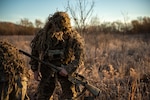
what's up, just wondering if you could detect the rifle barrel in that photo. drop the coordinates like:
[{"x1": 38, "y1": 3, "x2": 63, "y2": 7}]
[{"x1": 19, "y1": 49, "x2": 60, "y2": 71}]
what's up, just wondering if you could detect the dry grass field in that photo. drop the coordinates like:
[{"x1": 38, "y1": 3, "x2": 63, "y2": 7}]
[{"x1": 0, "y1": 33, "x2": 150, "y2": 100}]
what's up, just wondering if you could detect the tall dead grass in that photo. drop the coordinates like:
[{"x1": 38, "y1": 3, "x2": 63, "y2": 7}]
[
  {"x1": 83, "y1": 33, "x2": 150, "y2": 100},
  {"x1": 0, "y1": 34, "x2": 149, "y2": 100}
]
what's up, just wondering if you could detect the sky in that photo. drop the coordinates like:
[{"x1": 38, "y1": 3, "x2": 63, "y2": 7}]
[{"x1": 0, "y1": 0, "x2": 150, "y2": 25}]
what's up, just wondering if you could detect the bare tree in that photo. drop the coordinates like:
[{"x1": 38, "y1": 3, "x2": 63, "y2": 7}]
[
  {"x1": 90, "y1": 16, "x2": 100, "y2": 26},
  {"x1": 20, "y1": 18, "x2": 33, "y2": 27},
  {"x1": 121, "y1": 11, "x2": 129, "y2": 33},
  {"x1": 35, "y1": 19, "x2": 43, "y2": 28},
  {"x1": 67, "y1": 0, "x2": 94, "y2": 36},
  {"x1": 111, "y1": 21, "x2": 124, "y2": 33}
]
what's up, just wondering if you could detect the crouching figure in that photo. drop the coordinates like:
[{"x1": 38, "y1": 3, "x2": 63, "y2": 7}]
[{"x1": 0, "y1": 41, "x2": 30, "y2": 100}]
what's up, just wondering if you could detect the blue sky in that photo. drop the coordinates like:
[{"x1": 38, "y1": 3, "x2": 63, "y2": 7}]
[{"x1": 0, "y1": 0, "x2": 150, "y2": 24}]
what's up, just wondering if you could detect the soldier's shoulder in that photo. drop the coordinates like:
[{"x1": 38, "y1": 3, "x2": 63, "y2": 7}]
[
  {"x1": 71, "y1": 30, "x2": 84, "y2": 44},
  {"x1": 70, "y1": 30, "x2": 82, "y2": 39},
  {"x1": 35, "y1": 29, "x2": 45, "y2": 37}
]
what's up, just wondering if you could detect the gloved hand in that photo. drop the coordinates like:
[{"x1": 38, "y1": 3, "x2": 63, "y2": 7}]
[{"x1": 58, "y1": 67, "x2": 68, "y2": 77}]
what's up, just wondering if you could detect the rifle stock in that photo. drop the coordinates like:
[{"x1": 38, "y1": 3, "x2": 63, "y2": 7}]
[
  {"x1": 68, "y1": 74, "x2": 100, "y2": 96},
  {"x1": 85, "y1": 83, "x2": 100, "y2": 96}
]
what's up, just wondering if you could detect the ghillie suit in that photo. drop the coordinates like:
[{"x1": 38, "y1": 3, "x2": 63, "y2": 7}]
[
  {"x1": 29, "y1": 11, "x2": 85, "y2": 100},
  {"x1": 0, "y1": 41, "x2": 29, "y2": 100}
]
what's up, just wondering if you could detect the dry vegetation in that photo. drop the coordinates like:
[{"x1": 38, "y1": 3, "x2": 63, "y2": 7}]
[
  {"x1": 0, "y1": 33, "x2": 149, "y2": 100},
  {"x1": 83, "y1": 33, "x2": 150, "y2": 100}
]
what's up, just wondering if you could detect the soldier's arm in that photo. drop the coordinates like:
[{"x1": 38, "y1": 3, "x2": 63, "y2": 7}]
[
  {"x1": 29, "y1": 49, "x2": 39, "y2": 72},
  {"x1": 29, "y1": 29, "x2": 43, "y2": 72},
  {"x1": 64, "y1": 39, "x2": 84, "y2": 74}
]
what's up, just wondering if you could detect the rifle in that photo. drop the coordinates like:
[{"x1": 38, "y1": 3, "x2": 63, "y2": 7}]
[
  {"x1": 19, "y1": 49, "x2": 60, "y2": 72},
  {"x1": 68, "y1": 73, "x2": 100, "y2": 96},
  {"x1": 19, "y1": 49, "x2": 100, "y2": 96}
]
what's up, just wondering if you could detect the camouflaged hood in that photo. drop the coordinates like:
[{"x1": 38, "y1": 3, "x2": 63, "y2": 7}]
[
  {"x1": 31, "y1": 11, "x2": 73, "y2": 51},
  {"x1": 51, "y1": 11, "x2": 71, "y2": 30},
  {"x1": 0, "y1": 41, "x2": 29, "y2": 82}
]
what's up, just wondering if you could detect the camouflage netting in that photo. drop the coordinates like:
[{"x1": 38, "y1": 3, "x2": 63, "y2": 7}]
[
  {"x1": 31, "y1": 11, "x2": 73, "y2": 50},
  {"x1": 31, "y1": 11, "x2": 84, "y2": 65},
  {"x1": 29, "y1": 11, "x2": 85, "y2": 99},
  {"x1": 0, "y1": 41, "x2": 29, "y2": 84}
]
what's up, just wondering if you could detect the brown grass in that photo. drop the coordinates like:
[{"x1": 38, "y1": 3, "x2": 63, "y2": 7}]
[{"x1": 0, "y1": 33, "x2": 149, "y2": 100}]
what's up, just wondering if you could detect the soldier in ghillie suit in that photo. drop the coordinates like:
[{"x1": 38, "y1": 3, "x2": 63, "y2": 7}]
[
  {"x1": 29, "y1": 11, "x2": 85, "y2": 100},
  {"x1": 0, "y1": 41, "x2": 29, "y2": 100}
]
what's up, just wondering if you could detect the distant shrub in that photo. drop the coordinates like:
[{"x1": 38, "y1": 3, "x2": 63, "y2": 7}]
[{"x1": 0, "y1": 22, "x2": 39, "y2": 35}]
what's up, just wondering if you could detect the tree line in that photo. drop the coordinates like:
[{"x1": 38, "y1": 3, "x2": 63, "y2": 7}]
[
  {"x1": 0, "y1": 0, "x2": 150, "y2": 35},
  {"x1": 86, "y1": 16, "x2": 150, "y2": 35},
  {"x1": 0, "y1": 16, "x2": 150, "y2": 35},
  {"x1": 0, "y1": 18, "x2": 43, "y2": 35}
]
